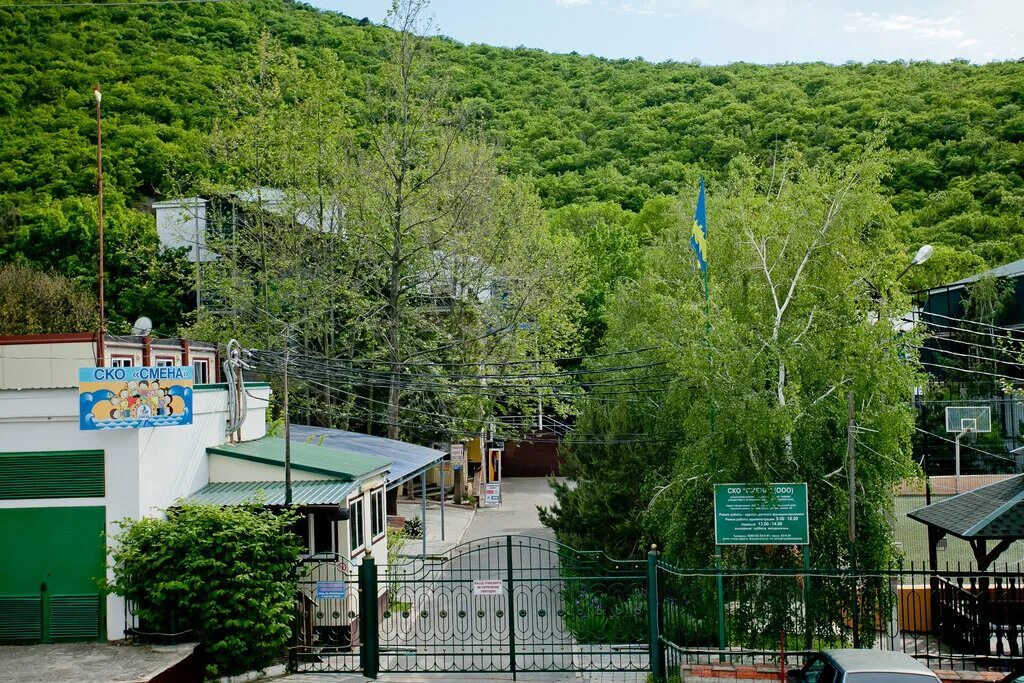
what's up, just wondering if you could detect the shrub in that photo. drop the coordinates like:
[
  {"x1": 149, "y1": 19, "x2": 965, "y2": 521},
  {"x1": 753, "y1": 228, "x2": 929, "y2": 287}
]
[
  {"x1": 0, "y1": 264, "x2": 98, "y2": 335},
  {"x1": 403, "y1": 515, "x2": 423, "y2": 539},
  {"x1": 108, "y1": 503, "x2": 302, "y2": 680}
]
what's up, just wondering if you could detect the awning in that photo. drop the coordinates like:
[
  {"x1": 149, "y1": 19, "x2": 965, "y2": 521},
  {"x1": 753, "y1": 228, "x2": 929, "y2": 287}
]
[
  {"x1": 908, "y1": 474, "x2": 1024, "y2": 540},
  {"x1": 907, "y1": 474, "x2": 1024, "y2": 570},
  {"x1": 290, "y1": 425, "x2": 445, "y2": 489},
  {"x1": 207, "y1": 436, "x2": 391, "y2": 481},
  {"x1": 186, "y1": 480, "x2": 358, "y2": 506}
]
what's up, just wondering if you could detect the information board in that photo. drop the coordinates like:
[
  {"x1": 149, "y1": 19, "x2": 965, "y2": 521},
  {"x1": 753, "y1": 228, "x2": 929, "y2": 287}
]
[
  {"x1": 714, "y1": 483, "x2": 809, "y2": 545},
  {"x1": 316, "y1": 581, "x2": 347, "y2": 600},
  {"x1": 79, "y1": 366, "x2": 193, "y2": 430},
  {"x1": 482, "y1": 482, "x2": 501, "y2": 507},
  {"x1": 472, "y1": 579, "x2": 503, "y2": 596},
  {"x1": 450, "y1": 444, "x2": 466, "y2": 470}
]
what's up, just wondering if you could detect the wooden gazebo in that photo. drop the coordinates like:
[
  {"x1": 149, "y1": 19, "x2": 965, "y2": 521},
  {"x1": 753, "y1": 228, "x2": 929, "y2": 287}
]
[{"x1": 908, "y1": 474, "x2": 1024, "y2": 658}]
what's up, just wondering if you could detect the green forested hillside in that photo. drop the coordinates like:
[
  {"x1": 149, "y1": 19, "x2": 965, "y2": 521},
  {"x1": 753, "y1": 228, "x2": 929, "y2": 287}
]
[{"x1": 1, "y1": 0, "x2": 1023, "y2": 330}]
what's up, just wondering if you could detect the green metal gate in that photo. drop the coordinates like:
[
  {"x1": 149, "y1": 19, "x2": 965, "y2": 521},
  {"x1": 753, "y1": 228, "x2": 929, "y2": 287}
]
[{"x1": 294, "y1": 535, "x2": 652, "y2": 677}]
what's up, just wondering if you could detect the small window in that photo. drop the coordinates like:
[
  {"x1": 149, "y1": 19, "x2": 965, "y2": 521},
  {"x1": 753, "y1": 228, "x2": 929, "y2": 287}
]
[
  {"x1": 111, "y1": 356, "x2": 134, "y2": 368},
  {"x1": 192, "y1": 359, "x2": 210, "y2": 384},
  {"x1": 349, "y1": 498, "x2": 365, "y2": 555},
  {"x1": 311, "y1": 512, "x2": 336, "y2": 556},
  {"x1": 290, "y1": 515, "x2": 311, "y2": 555},
  {"x1": 155, "y1": 357, "x2": 175, "y2": 367},
  {"x1": 371, "y1": 488, "x2": 385, "y2": 539}
]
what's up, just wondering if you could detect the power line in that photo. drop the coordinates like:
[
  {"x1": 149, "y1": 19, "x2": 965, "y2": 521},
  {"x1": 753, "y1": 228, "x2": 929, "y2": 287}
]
[
  {"x1": 908, "y1": 344, "x2": 1024, "y2": 370},
  {"x1": 919, "y1": 361, "x2": 1022, "y2": 384},
  {"x1": 916, "y1": 310, "x2": 1024, "y2": 336},
  {"x1": 913, "y1": 427, "x2": 1021, "y2": 466}
]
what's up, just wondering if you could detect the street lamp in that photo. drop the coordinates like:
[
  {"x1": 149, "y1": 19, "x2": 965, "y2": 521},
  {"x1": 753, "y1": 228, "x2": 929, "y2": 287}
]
[{"x1": 896, "y1": 244, "x2": 934, "y2": 282}]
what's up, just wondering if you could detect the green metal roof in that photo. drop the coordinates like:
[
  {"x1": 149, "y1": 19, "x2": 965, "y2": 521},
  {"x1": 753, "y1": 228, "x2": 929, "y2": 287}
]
[
  {"x1": 186, "y1": 480, "x2": 358, "y2": 506},
  {"x1": 207, "y1": 437, "x2": 391, "y2": 481}
]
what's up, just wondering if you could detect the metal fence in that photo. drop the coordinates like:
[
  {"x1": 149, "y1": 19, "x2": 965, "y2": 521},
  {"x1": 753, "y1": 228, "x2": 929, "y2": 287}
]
[{"x1": 654, "y1": 559, "x2": 1024, "y2": 675}]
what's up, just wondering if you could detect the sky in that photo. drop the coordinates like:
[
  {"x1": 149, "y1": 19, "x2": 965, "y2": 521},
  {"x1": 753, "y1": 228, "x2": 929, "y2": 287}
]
[{"x1": 306, "y1": 0, "x2": 1024, "y2": 65}]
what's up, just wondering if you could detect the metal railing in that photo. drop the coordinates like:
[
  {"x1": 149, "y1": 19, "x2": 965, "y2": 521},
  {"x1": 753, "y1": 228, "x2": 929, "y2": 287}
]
[{"x1": 652, "y1": 559, "x2": 1024, "y2": 674}]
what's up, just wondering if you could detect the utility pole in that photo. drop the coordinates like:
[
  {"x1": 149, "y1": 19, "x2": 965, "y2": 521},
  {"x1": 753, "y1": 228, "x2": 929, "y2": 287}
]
[
  {"x1": 93, "y1": 84, "x2": 106, "y2": 366},
  {"x1": 284, "y1": 341, "x2": 292, "y2": 506},
  {"x1": 847, "y1": 391, "x2": 856, "y2": 549},
  {"x1": 847, "y1": 390, "x2": 859, "y2": 648}
]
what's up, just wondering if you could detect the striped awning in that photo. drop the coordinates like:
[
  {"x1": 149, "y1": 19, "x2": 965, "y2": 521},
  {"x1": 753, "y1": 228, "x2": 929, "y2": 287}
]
[{"x1": 185, "y1": 480, "x2": 358, "y2": 506}]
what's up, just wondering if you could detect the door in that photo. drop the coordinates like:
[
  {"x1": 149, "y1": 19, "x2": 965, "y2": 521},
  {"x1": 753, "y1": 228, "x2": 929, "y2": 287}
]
[{"x1": 0, "y1": 506, "x2": 106, "y2": 642}]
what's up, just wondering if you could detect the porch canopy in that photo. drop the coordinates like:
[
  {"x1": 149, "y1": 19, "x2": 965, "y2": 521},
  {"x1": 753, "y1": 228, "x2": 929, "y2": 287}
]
[
  {"x1": 207, "y1": 436, "x2": 391, "y2": 482},
  {"x1": 908, "y1": 474, "x2": 1024, "y2": 571},
  {"x1": 289, "y1": 425, "x2": 445, "y2": 491},
  {"x1": 186, "y1": 480, "x2": 358, "y2": 507},
  {"x1": 289, "y1": 425, "x2": 449, "y2": 552}
]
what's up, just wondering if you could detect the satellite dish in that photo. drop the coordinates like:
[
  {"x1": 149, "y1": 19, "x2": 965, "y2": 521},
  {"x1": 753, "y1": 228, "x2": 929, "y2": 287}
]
[{"x1": 132, "y1": 316, "x2": 153, "y2": 337}]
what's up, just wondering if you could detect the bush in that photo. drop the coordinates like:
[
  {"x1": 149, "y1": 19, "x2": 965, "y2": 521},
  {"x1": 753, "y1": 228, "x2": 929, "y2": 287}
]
[
  {"x1": 108, "y1": 503, "x2": 302, "y2": 680},
  {"x1": 403, "y1": 515, "x2": 423, "y2": 539},
  {"x1": 0, "y1": 263, "x2": 98, "y2": 335}
]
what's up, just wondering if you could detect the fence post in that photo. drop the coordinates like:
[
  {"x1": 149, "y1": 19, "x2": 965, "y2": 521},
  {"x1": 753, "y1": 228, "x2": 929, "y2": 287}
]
[
  {"x1": 647, "y1": 545, "x2": 665, "y2": 681},
  {"x1": 716, "y1": 545, "x2": 726, "y2": 661},
  {"x1": 802, "y1": 545, "x2": 812, "y2": 653},
  {"x1": 506, "y1": 535, "x2": 518, "y2": 680},
  {"x1": 358, "y1": 552, "x2": 379, "y2": 680}
]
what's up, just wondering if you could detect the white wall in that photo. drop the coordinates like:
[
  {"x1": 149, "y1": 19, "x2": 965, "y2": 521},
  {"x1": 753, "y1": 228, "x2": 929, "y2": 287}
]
[
  {"x1": 209, "y1": 453, "x2": 332, "y2": 482},
  {"x1": 153, "y1": 197, "x2": 212, "y2": 263},
  {"x1": 0, "y1": 340, "x2": 96, "y2": 389},
  {"x1": 0, "y1": 383, "x2": 271, "y2": 640}
]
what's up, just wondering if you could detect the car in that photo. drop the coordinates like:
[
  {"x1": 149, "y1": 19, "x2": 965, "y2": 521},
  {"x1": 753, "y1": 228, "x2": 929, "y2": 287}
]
[
  {"x1": 787, "y1": 649, "x2": 942, "y2": 683},
  {"x1": 999, "y1": 668, "x2": 1024, "y2": 683}
]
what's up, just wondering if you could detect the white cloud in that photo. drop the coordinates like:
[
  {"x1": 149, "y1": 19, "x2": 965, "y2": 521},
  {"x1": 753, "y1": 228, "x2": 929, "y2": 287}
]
[
  {"x1": 556, "y1": 0, "x2": 591, "y2": 6},
  {"x1": 957, "y1": 38, "x2": 980, "y2": 48},
  {"x1": 843, "y1": 12, "x2": 963, "y2": 41}
]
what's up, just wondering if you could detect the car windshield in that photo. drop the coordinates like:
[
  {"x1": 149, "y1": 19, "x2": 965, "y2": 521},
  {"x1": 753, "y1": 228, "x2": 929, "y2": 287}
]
[{"x1": 847, "y1": 674, "x2": 937, "y2": 683}]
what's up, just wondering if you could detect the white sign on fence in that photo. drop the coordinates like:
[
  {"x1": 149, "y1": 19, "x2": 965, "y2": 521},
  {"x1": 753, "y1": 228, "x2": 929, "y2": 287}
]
[{"x1": 472, "y1": 579, "x2": 504, "y2": 596}]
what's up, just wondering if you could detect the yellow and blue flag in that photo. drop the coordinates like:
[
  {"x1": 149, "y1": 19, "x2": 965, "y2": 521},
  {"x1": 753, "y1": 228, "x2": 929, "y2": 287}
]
[{"x1": 690, "y1": 177, "x2": 707, "y2": 272}]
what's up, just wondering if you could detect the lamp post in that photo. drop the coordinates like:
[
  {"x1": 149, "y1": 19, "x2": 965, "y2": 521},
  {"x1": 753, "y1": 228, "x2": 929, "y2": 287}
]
[
  {"x1": 896, "y1": 244, "x2": 934, "y2": 283},
  {"x1": 94, "y1": 84, "x2": 106, "y2": 366}
]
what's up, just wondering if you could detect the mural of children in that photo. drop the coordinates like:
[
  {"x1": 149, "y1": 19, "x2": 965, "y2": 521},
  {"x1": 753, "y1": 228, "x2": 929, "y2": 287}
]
[
  {"x1": 148, "y1": 380, "x2": 162, "y2": 414},
  {"x1": 111, "y1": 388, "x2": 132, "y2": 419},
  {"x1": 157, "y1": 389, "x2": 173, "y2": 416},
  {"x1": 127, "y1": 381, "x2": 140, "y2": 414}
]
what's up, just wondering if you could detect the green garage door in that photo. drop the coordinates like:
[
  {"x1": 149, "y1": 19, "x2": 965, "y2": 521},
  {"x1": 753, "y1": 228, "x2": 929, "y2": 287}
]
[
  {"x1": 0, "y1": 506, "x2": 107, "y2": 642},
  {"x1": 0, "y1": 450, "x2": 107, "y2": 643}
]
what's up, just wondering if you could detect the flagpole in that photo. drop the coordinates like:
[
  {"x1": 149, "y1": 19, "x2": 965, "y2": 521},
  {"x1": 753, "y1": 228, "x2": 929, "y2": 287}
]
[{"x1": 704, "y1": 264, "x2": 713, "y2": 433}]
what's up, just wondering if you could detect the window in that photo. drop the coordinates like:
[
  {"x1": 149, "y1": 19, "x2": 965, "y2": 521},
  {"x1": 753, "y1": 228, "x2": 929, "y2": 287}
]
[
  {"x1": 192, "y1": 358, "x2": 210, "y2": 384},
  {"x1": 155, "y1": 356, "x2": 175, "y2": 367},
  {"x1": 349, "y1": 497, "x2": 365, "y2": 555},
  {"x1": 370, "y1": 488, "x2": 385, "y2": 539},
  {"x1": 804, "y1": 657, "x2": 826, "y2": 683},
  {"x1": 111, "y1": 355, "x2": 134, "y2": 368},
  {"x1": 817, "y1": 663, "x2": 838, "y2": 683},
  {"x1": 311, "y1": 512, "x2": 336, "y2": 556},
  {"x1": 290, "y1": 511, "x2": 337, "y2": 557}
]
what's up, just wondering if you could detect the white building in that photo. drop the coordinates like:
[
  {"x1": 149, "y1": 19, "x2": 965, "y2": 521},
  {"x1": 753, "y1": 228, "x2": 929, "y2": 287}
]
[
  {"x1": 0, "y1": 334, "x2": 269, "y2": 641},
  {"x1": 0, "y1": 332, "x2": 442, "y2": 646}
]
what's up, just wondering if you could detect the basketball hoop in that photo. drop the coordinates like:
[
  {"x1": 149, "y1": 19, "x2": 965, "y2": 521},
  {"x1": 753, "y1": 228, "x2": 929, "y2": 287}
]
[{"x1": 944, "y1": 406, "x2": 991, "y2": 495}]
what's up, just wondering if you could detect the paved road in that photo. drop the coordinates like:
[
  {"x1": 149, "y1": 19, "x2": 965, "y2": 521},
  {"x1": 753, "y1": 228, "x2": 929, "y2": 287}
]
[{"x1": 462, "y1": 477, "x2": 559, "y2": 542}]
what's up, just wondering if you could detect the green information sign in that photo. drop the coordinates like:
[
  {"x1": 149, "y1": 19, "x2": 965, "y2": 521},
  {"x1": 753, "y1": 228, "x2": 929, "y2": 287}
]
[{"x1": 714, "y1": 483, "x2": 809, "y2": 545}]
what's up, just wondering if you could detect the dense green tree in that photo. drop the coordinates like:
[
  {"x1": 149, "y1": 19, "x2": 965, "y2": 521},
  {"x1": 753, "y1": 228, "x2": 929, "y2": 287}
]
[
  {"x1": 0, "y1": 263, "x2": 98, "y2": 335},
  {"x1": 2, "y1": 1, "x2": 1023, "y2": 336}
]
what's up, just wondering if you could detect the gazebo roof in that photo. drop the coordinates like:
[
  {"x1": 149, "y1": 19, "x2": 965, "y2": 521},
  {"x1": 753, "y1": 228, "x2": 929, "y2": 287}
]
[{"x1": 907, "y1": 474, "x2": 1024, "y2": 540}]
